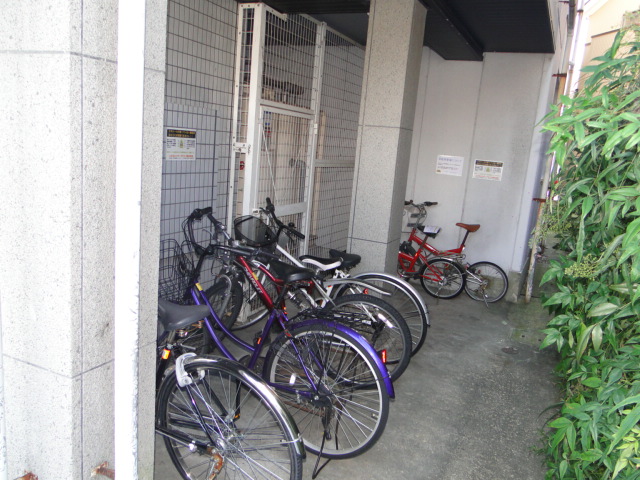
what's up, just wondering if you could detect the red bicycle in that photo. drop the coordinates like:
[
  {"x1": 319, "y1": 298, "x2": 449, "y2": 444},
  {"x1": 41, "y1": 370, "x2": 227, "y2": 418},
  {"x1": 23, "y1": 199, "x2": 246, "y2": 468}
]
[{"x1": 398, "y1": 201, "x2": 508, "y2": 303}]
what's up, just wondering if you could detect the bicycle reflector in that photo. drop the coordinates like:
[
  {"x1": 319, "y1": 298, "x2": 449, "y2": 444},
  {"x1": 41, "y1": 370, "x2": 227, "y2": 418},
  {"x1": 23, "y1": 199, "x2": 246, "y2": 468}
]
[
  {"x1": 379, "y1": 349, "x2": 387, "y2": 364},
  {"x1": 161, "y1": 348, "x2": 171, "y2": 360}
]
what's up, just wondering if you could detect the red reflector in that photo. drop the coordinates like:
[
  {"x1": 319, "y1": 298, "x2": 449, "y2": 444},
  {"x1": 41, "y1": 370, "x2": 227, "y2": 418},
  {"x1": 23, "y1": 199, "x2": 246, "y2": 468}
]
[
  {"x1": 363, "y1": 288, "x2": 369, "y2": 295},
  {"x1": 380, "y1": 349, "x2": 387, "y2": 364}
]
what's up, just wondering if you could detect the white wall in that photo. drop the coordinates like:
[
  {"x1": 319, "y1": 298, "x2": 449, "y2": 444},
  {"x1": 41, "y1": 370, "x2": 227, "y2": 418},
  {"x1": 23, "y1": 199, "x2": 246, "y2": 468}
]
[
  {"x1": 0, "y1": 1, "x2": 166, "y2": 478},
  {"x1": 407, "y1": 49, "x2": 555, "y2": 299}
]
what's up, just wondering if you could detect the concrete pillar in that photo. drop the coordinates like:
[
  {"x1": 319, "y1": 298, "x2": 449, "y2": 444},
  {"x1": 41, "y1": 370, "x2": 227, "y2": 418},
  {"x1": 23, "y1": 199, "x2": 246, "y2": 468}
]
[
  {"x1": 0, "y1": 1, "x2": 166, "y2": 478},
  {"x1": 348, "y1": 0, "x2": 427, "y2": 272}
]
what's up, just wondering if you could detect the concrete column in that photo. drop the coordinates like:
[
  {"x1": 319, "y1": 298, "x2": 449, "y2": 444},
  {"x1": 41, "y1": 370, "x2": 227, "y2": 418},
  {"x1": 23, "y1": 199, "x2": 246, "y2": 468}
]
[
  {"x1": 0, "y1": 1, "x2": 166, "y2": 478},
  {"x1": 348, "y1": 0, "x2": 427, "y2": 272}
]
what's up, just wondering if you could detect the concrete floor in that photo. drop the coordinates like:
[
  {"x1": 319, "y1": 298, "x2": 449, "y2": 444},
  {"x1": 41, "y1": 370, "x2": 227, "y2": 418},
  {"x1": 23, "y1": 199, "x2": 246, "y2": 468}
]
[{"x1": 154, "y1": 289, "x2": 559, "y2": 480}]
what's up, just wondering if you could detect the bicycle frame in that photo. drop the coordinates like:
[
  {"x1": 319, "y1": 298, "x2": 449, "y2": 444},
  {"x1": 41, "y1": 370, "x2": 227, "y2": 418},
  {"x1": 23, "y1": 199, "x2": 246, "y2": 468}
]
[
  {"x1": 185, "y1": 247, "x2": 395, "y2": 399},
  {"x1": 399, "y1": 211, "x2": 466, "y2": 280},
  {"x1": 273, "y1": 242, "x2": 388, "y2": 306}
]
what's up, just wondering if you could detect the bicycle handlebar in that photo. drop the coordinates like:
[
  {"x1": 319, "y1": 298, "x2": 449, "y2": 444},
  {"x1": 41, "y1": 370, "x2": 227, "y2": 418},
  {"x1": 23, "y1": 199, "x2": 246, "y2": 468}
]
[
  {"x1": 263, "y1": 198, "x2": 306, "y2": 240},
  {"x1": 216, "y1": 243, "x2": 280, "y2": 262},
  {"x1": 189, "y1": 207, "x2": 213, "y2": 221},
  {"x1": 184, "y1": 206, "x2": 252, "y2": 257},
  {"x1": 405, "y1": 200, "x2": 438, "y2": 207}
]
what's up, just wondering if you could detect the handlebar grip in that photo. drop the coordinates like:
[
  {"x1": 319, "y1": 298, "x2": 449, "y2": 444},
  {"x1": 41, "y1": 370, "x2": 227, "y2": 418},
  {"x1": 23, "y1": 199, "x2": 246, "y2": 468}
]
[
  {"x1": 265, "y1": 197, "x2": 275, "y2": 214},
  {"x1": 404, "y1": 200, "x2": 413, "y2": 206},
  {"x1": 287, "y1": 223, "x2": 305, "y2": 240},
  {"x1": 190, "y1": 206, "x2": 213, "y2": 220},
  {"x1": 425, "y1": 201, "x2": 438, "y2": 207},
  {"x1": 255, "y1": 248, "x2": 281, "y2": 262}
]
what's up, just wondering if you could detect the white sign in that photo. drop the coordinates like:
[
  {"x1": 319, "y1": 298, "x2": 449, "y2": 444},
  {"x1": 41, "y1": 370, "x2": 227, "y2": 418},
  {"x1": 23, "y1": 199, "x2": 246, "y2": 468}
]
[
  {"x1": 435, "y1": 155, "x2": 464, "y2": 176},
  {"x1": 166, "y1": 128, "x2": 197, "y2": 161},
  {"x1": 473, "y1": 159, "x2": 504, "y2": 181}
]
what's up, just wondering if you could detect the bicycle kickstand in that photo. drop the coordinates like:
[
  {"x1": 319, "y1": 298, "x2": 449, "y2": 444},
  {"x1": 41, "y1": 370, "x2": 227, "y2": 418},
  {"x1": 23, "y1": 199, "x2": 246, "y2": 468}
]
[
  {"x1": 312, "y1": 409, "x2": 343, "y2": 479},
  {"x1": 311, "y1": 433, "x2": 332, "y2": 479}
]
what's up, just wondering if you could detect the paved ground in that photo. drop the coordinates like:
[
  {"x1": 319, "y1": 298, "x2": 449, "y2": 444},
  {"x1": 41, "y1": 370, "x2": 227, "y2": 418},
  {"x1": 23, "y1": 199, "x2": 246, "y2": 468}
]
[{"x1": 154, "y1": 285, "x2": 559, "y2": 480}]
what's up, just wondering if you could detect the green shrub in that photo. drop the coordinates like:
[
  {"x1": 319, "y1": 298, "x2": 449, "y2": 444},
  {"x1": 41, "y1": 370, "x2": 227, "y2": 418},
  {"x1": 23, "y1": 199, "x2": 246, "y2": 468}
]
[{"x1": 540, "y1": 26, "x2": 640, "y2": 479}]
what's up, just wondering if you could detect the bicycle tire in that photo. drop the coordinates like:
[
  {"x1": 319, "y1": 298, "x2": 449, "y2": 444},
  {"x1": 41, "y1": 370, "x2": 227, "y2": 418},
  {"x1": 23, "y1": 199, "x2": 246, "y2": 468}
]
[
  {"x1": 233, "y1": 271, "x2": 320, "y2": 330},
  {"x1": 204, "y1": 277, "x2": 244, "y2": 329},
  {"x1": 464, "y1": 261, "x2": 508, "y2": 303},
  {"x1": 229, "y1": 269, "x2": 281, "y2": 331},
  {"x1": 157, "y1": 356, "x2": 304, "y2": 480},
  {"x1": 263, "y1": 323, "x2": 389, "y2": 459},
  {"x1": 326, "y1": 294, "x2": 411, "y2": 382},
  {"x1": 336, "y1": 273, "x2": 430, "y2": 356},
  {"x1": 419, "y1": 258, "x2": 465, "y2": 299}
]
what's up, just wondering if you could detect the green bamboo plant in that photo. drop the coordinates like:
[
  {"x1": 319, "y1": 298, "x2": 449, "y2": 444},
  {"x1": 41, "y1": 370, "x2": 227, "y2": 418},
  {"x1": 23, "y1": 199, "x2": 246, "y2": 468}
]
[{"x1": 540, "y1": 26, "x2": 640, "y2": 479}]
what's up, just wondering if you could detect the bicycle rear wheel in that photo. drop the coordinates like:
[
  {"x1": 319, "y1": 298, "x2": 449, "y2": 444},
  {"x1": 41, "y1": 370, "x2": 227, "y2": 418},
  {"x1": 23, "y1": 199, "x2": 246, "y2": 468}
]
[
  {"x1": 419, "y1": 258, "x2": 465, "y2": 299},
  {"x1": 231, "y1": 269, "x2": 280, "y2": 330},
  {"x1": 327, "y1": 294, "x2": 411, "y2": 382},
  {"x1": 264, "y1": 323, "x2": 389, "y2": 459},
  {"x1": 339, "y1": 273, "x2": 430, "y2": 356},
  {"x1": 204, "y1": 276, "x2": 244, "y2": 329},
  {"x1": 156, "y1": 357, "x2": 304, "y2": 480},
  {"x1": 464, "y1": 261, "x2": 508, "y2": 303}
]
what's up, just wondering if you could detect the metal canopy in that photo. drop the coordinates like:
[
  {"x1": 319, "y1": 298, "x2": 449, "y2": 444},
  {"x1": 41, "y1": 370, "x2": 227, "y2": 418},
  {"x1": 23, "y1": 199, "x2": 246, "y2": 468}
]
[{"x1": 241, "y1": 0, "x2": 556, "y2": 61}]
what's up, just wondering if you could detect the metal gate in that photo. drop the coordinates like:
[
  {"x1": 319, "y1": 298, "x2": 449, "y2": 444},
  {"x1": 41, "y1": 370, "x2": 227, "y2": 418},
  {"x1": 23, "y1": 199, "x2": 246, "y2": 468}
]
[{"x1": 229, "y1": 3, "x2": 365, "y2": 256}]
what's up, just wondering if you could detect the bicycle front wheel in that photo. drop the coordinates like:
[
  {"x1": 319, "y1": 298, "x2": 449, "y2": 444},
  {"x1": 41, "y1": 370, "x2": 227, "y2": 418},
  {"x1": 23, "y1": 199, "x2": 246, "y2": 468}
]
[
  {"x1": 327, "y1": 294, "x2": 411, "y2": 382},
  {"x1": 419, "y1": 258, "x2": 465, "y2": 299},
  {"x1": 156, "y1": 357, "x2": 304, "y2": 480},
  {"x1": 464, "y1": 261, "x2": 508, "y2": 303},
  {"x1": 264, "y1": 323, "x2": 390, "y2": 459}
]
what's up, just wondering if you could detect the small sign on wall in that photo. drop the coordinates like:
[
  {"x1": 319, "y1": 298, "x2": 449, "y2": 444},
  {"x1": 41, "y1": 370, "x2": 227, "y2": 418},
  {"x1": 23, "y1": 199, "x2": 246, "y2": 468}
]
[
  {"x1": 166, "y1": 128, "x2": 197, "y2": 161},
  {"x1": 435, "y1": 155, "x2": 464, "y2": 176},
  {"x1": 473, "y1": 159, "x2": 504, "y2": 181}
]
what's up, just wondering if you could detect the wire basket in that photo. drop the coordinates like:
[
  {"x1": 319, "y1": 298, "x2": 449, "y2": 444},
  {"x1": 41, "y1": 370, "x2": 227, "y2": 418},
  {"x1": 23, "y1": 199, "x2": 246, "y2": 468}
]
[
  {"x1": 158, "y1": 239, "x2": 194, "y2": 304},
  {"x1": 233, "y1": 215, "x2": 277, "y2": 247}
]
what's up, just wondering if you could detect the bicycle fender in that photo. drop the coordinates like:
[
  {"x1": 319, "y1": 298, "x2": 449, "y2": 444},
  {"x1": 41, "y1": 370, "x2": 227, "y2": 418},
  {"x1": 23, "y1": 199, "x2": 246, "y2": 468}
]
[
  {"x1": 181, "y1": 355, "x2": 306, "y2": 459},
  {"x1": 354, "y1": 271, "x2": 430, "y2": 326},
  {"x1": 323, "y1": 278, "x2": 391, "y2": 296},
  {"x1": 271, "y1": 319, "x2": 395, "y2": 399}
]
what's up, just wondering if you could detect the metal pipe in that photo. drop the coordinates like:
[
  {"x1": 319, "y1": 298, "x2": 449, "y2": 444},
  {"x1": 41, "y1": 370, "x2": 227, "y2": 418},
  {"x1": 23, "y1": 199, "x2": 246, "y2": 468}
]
[
  {"x1": 0, "y1": 295, "x2": 8, "y2": 480},
  {"x1": 113, "y1": 0, "x2": 147, "y2": 477}
]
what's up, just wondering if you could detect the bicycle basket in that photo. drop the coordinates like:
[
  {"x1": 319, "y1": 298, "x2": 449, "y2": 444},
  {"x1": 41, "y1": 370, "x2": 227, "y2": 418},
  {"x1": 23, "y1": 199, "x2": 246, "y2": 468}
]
[
  {"x1": 158, "y1": 239, "x2": 194, "y2": 304},
  {"x1": 233, "y1": 215, "x2": 277, "y2": 247}
]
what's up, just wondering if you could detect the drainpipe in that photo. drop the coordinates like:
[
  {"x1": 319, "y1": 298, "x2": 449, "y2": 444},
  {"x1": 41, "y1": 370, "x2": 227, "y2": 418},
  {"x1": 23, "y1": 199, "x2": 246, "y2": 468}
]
[
  {"x1": 0, "y1": 297, "x2": 7, "y2": 480},
  {"x1": 566, "y1": 0, "x2": 586, "y2": 97},
  {"x1": 113, "y1": 0, "x2": 147, "y2": 478}
]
